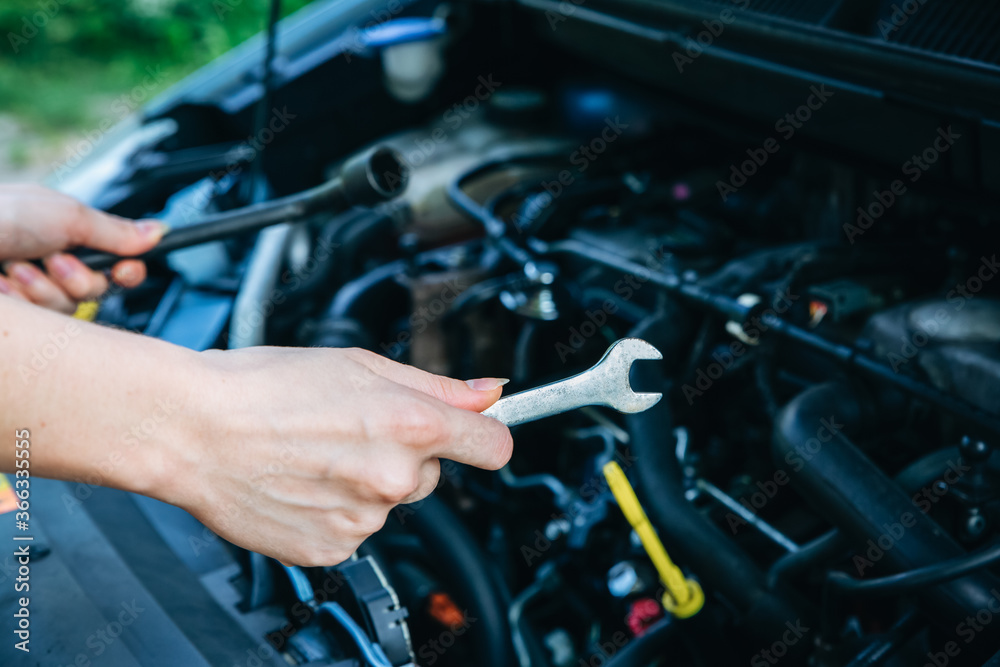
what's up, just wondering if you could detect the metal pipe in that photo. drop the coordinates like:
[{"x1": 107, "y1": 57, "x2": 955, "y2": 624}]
[
  {"x1": 695, "y1": 478, "x2": 800, "y2": 554},
  {"x1": 537, "y1": 238, "x2": 1000, "y2": 435},
  {"x1": 228, "y1": 223, "x2": 297, "y2": 349}
]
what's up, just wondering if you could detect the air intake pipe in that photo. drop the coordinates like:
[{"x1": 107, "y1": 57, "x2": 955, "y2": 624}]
[{"x1": 772, "y1": 382, "x2": 1000, "y2": 636}]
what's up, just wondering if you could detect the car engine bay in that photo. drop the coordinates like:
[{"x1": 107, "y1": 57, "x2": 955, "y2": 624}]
[{"x1": 10, "y1": 0, "x2": 1000, "y2": 665}]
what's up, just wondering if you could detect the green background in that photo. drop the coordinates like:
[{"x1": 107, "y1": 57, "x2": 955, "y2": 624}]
[{"x1": 0, "y1": 0, "x2": 313, "y2": 172}]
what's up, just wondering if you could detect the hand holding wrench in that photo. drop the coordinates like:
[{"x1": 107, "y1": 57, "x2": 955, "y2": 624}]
[{"x1": 481, "y1": 338, "x2": 663, "y2": 427}]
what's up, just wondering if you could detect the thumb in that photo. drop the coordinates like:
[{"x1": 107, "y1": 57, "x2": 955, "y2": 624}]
[
  {"x1": 397, "y1": 370, "x2": 509, "y2": 411},
  {"x1": 349, "y1": 351, "x2": 509, "y2": 411},
  {"x1": 70, "y1": 210, "x2": 168, "y2": 256}
]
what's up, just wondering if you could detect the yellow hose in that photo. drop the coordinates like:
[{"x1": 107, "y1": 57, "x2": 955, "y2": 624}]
[{"x1": 603, "y1": 460, "x2": 704, "y2": 618}]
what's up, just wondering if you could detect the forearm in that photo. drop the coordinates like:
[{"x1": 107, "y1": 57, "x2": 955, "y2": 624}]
[
  {"x1": 0, "y1": 296, "x2": 203, "y2": 501},
  {"x1": 0, "y1": 292, "x2": 512, "y2": 566}
]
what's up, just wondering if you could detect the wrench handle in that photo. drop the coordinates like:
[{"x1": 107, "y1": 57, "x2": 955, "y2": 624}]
[{"x1": 481, "y1": 374, "x2": 594, "y2": 427}]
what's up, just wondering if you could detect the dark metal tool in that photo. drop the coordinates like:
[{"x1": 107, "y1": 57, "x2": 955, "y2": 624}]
[{"x1": 77, "y1": 146, "x2": 408, "y2": 270}]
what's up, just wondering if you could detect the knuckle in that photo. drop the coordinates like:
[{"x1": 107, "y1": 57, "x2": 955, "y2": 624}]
[
  {"x1": 393, "y1": 400, "x2": 449, "y2": 447},
  {"x1": 337, "y1": 508, "x2": 388, "y2": 537},
  {"x1": 62, "y1": 275, "x2": 97, "y2": 301},
  {"x1": 411, "y1": 462, "x2": 441, "y2": 502},
  {"x1": 342, "y1": 347, "x2": 376, "y2": 365},
  {"x1": 89, "y1": 274, "x2": 110, "y2": 298},
  {"x1": 368, "y1": 467, "x2": 420, "y2": 504},
  {"x1": 360, "y1": 512, "x2": 388, "y2": 535},
  {"x1": 62, "y1": 281, "x2": 87, "y2": 300},
  {"x1": 425, "y1": 374, "x2": 456, "y2": 401},
  {"x1": 65, "y1": 201, "x2": 94, "y2": 246}
]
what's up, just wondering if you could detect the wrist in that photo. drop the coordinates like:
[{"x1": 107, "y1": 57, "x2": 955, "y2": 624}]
[{"x1": 111, "y1": 345, "x2": 214, "y2": 508}]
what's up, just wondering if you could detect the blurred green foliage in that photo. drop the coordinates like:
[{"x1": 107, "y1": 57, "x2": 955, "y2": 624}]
[{"x1": 0, "y1": 0, "x2": 313, "y2": 133}]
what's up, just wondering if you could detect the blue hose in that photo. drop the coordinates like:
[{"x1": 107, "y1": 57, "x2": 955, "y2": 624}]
[
  {"x1": 280, "y1": 564, "x2": 392, "y2": 667},
  {"x1": 319, "y1": 601, "x2": 394, "y2": 667}
]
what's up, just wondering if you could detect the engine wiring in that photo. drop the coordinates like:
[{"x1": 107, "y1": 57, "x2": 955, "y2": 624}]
[{"x1": 281, "y1": 564, "x2": 394, "y2": 667}]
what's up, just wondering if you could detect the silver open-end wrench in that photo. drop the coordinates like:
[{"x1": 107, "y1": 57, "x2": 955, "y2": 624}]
[{"x1": 481, "y1": 338, "x2": 663, "y2": 427}]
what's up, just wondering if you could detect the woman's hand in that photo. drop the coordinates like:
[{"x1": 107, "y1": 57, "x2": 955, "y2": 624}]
[
  {"x1": 0, "y1": 184, "x2": 167, "y2": 312},
  {"x1": 157, "y1": 346, "x2": 513, "y2": 567},
  {"x1": 0, "y1": 188, "x2": 508, "y2": 567}
]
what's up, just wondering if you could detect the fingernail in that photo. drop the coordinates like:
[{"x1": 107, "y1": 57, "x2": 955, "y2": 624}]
[
  {"x1": 0, "y1": 277, "x2": 11, "y2": 295},
  {"x1": 9, "y1": 263, "x2": 37, "y2": 286},
  {"x1": 466, "y1": 378, "x2": 510, "y2": 391},
  {"x1": 136, "y1": 221, "x2": 170, "y2": 240},
  {"x1": 48, "y1": 255, "x2": 76, "y2": 280}
]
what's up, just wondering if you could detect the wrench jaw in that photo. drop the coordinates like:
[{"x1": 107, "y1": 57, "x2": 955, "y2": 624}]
[
  {"x1": 482, "y1": 337, "x2": 665, "y2": 426},
  {"x1": 593, "y1": 338, "x2": 664, "y2": 415},
  {"x1": 597, "y1": 338, "x2": 663, "y2": 366}
]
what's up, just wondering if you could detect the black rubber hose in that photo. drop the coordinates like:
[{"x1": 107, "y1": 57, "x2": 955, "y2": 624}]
[
  {"x1": 604, "y1": 620, "x2": 678, "y2": 666},
  {"x1": 772, "y1": 382, "x2": 1000, "y2": 635},
  {"x1": 327, "y1": 259, "x2": 408, "y2": 320},
  {"x1": 626, "y1": 311, "x2": 809, "y2": 647},
  {"x1": 828, "y1": 540, "x2": 1000, "y2": 597},
  {"x1": 767, "y1": 529, "x2": 846, "y2": 590},
  {"x1": 399, "y1": 494, "x2": 514, "y2": 667}
]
